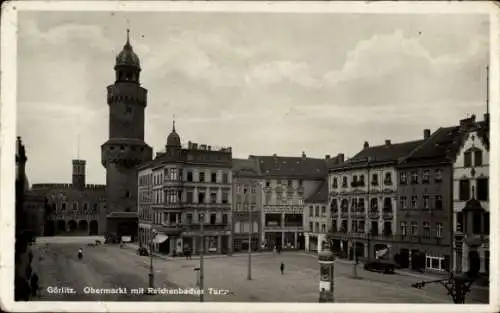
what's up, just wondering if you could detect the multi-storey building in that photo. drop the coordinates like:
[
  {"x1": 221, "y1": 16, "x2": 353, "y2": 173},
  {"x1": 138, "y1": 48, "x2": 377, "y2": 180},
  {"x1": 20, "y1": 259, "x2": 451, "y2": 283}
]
[
  {"x1": 30, "y1": 159, "x2": 106, "y2": 236},
  {"x1": 138, "y1": 124, "x2": 233, "y2": 255},
  {"x1": 329, "y1": 139, "x2": 423, "y2": 261},
  {"x1": 232, "y1": 158, "x2": 263, "y2": 252},
  {"x1": 304, "y1": 181, "x2": 329, "y2": 253},
  {"x1": 452, "y1": 114, "x2": 489, "y2": 275},
  {"x1": 396, "y1": 128, "x2": 459, "y2": 272},
  {"x1": 250, "y1": 152, "x2": 330, "y2": 250},
  {"x1": 101, "y1": 30, "x2": 153, "y2": 240}
]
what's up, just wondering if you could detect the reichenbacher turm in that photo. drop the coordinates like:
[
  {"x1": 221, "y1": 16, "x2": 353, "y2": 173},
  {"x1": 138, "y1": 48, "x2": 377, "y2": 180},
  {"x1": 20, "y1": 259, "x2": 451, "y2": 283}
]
[{"x1": 101, "y1": 30, "x2": 153, "y2": 240}]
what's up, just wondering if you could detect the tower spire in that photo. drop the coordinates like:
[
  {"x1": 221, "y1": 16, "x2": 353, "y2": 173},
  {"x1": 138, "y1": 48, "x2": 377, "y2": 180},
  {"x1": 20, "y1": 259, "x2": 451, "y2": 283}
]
[
  {"x1": 125, "y1": 28, "x2": 131, "y2": 47},
  {"x1": 173, "y1": 114, "x2": 176, "y2": 132}
]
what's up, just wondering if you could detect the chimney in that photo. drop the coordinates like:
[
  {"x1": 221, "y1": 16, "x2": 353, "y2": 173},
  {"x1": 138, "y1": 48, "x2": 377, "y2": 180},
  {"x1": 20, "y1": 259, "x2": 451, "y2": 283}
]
[
  {"x1": 72, "y1": 159, "x2": 86, "y2": 190},
  {"x1": 338, "y1": 153, "x2": 345, "y2": 163},
  {"x1": 423, "y1": 129, "x2": 431, "y2": 139},
  {"x1": 363, "y1": 141, "x2": 369, "y2": 149},
  {"x1": 302, "y1": 151, "x2": 306, "y2": 159},
  {"x1": 325, "y1": 154, "x2": 331, "y2": 160},
  {"x1": 385, "y1": 140, "x2": 391, "y2": 146}
]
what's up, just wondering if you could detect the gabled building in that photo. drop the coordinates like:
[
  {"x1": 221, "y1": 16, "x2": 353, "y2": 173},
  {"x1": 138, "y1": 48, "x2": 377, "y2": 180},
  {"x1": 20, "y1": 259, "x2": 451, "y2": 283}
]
[
  {"x1": 137, "y1": 123, "x2": 233, "y2": 255},
  {"x1": 452, "y1": 114, "x2": 489, "y2": 275},
  {"x1": 250, "y1": 152, "x2": 329, "y2": 250},
  {"x1": 396, "y1": 127, "x2": 462, "y2": 272},
  {"x1": 304, "y1": 181, "x2": 329, "y2": 253},
  {"x1": 329, "y1": 139, "x2": 423, "y2": 261},
  {"x1": 232, "y1": 158, "x2": 263, "y2": 253}
]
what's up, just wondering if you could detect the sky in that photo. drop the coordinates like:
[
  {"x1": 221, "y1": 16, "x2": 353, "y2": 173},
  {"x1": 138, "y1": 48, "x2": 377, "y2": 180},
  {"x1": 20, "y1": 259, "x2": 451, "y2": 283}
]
[{"x1": 17, "y1": 11, "x2": 490, "y2": 185}]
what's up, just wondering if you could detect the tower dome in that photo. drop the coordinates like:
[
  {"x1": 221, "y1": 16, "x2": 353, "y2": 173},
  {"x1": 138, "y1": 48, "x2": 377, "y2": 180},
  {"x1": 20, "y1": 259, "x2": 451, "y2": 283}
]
[
  {"x1": 115, "y1": 29, "x2": 141, "y2": 69},
  {"x1": 166, "y1": 120, "x2": 181, "y2": 148}
]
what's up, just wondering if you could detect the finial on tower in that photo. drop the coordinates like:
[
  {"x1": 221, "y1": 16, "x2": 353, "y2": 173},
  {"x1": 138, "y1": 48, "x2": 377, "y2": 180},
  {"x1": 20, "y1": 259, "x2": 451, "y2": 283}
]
[
  {"x1": 173, "y1": 116, "x2": 176, "y2": 132},
  {"x1": 126, "y1": 28, "x2": 131, "y2": 46}
]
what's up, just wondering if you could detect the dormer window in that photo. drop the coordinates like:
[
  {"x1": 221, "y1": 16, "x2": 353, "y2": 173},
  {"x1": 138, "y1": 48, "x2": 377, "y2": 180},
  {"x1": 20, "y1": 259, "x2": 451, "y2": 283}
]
[
  {"x1": 400, "y1": 172, "x2": 407, "y2": 184},
  {"x1": 411, "y1": 172, "x2": 419, "y2": 184},
  {"x1": 422, "y1": 170, "x2": 430, "y2": 183},
  {"x1": 434, "y1": 169, "x2": 442, "y2": 182},
  {"x1": 384, "y1": 172, "x2": 392, "y2": 185},
  {"x1": 332, "y1": 177, "x2": 338, "y2": 189}
]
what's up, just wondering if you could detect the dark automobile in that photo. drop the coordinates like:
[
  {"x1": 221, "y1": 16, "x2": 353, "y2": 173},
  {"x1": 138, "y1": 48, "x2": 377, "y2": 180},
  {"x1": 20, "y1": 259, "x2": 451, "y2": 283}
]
[
  {"x1": 364, "y1": 259, "x2": 396, "y2": 274},
  {"x1": 137, "y1": 247, "x2": 149, "y2": 256}
]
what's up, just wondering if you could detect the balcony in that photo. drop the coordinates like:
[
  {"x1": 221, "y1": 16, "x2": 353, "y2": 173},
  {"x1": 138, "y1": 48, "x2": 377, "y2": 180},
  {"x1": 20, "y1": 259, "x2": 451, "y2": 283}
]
[
  {"x1": 351, "y1": 181, "x2": 365, "y2": 188},
  {"x1": 368, "y1": 211, "x2": 379, "y2": 219},
  {"x1": 264, "y1": 224, "x2": 303, "y2": 232},
  {"x1": 184, "y1": 223, "x2": 230, "y2": 231},
  {"x1": 331, "y1": 210, "x2": 339, "y2": 218},
  {"x1": 355, "y1": 211, "x2": 366, "y2": 218},
  {"x1": 340, "y1": 211, "x2": 349, "y2": 218},
  {"x1": 382, "y1": 209, "x2": 393, "y2": 219},
  {"x1": 371, "y1": 180, "x2": 379, "y2": 186}
]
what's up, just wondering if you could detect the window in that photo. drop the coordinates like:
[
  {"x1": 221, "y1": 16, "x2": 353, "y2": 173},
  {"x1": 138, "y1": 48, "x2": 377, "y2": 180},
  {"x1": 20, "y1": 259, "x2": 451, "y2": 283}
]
[
  {"x1": 211, "y1": 172, "x2": 217, "y2": 183},
  {"x1": 342, "y1": 176, "x2": 348, "y2": 187},
  {"x1": 236, "y1": 203, "x2": 241, "y2": 211},
  {"x1": 370, "y1": 221, "x2": 378, "y2": 235},
  {"x1": 358, "y1": 198, "x2": 365, "y2": 211},
  {"x1": 315, "y1": 222, "x2": 320, "y2": 233},
  {"x1": 199, "y1": 171, "x2": 205, "y2": 182},
  {"x1": 423, "y1": 195, "x2": 430, "y2": 209},
  {"x1": 351, "y1": 220, "x2": 357, "y2": 233},
  {"x1": 186, "y1": 192, "x2": 193, "y2": 203},
  {"x1": 222, "y1": 192, "x2": 229, "y2": 204},
  {"x1": 400, "y1": 172, "x2": 407, "y2": 184},
  {"x1": 321, "y1": 224, "x2": 326, "y2": 233},
  {"x1": 309, "y1": 206, "x2": 313, "y2": 216},
  {"x1": 222, "y1": 214, "x2": 228, "y2": 225},
  {"x1": 459, "y1": 179, "x2": 470, "y2": 200},
  {"x1": 341, "y1": 220, "x2": 348, "y2": 232},
  {"x1": 422, "y1": 170, "x2": 430, "y2": 183},
  {"x1": 288, "y1": 180, "x2": 292, "y2": 187},
  {"x1": 384, "y1": 172, "x2": 392, "y2": 185},
  {"x1": 383, "y1": 221, "x2": 392, "y2": 236},
  {"x1": 370, "y1": 198, "x2": 378, "y2": 211},
  {"x1": 484, "y1": 212, "x2": 490, "y2": 234},
  {"x1": 187, "y1": 171, "x2": 193, "y2": 182},
  {"x1": 383, "y1": 197, "x2": 391, "y2": 211},
  {"x1": 410, "y1": 222, "x2": 418, "y2": 236},
  {"x1": 330, "y1": 200, "x2": 338, "y2": 211},
  {"x1": 434, "y1": 169, "x2": 442, "y2": 182},
  {"x1": 198, "y1": 192, "x2": 205, "y2": 203},
  {"x1": 371, "y1": 174, "x2": 378, "y2": 186},
  {"x1": 332, "y1": 177, "x2": 338, "y2": 188},
  {"x1": 321, "y1": 206, "x2": 326, "y2": 216},
  {"x1": 170, "y1": 168, "x2": 177, "y2": 180},
  {"x1": 474, "y1": 150, "x2": 483, "y2": 166},
  {"x1": 456, "y1": 211, "x2": 463, "y2": 232},
  {"x1": 400, "y1": 196, "x2": 407, "y2": 209},
  {"x1": 222, "y1": 173, "x2": 229, "y2": 184},
  {"x1": 210, "y1": 213, "x2": 217, "y2": 224},
  {"x1": 411, "y1": 172, "x2": 419, "y2": 184},
  {"x1": 179, "y1": 169, "x2": 184, "y2": 181},
  {"x1": 186, "y1": 213, "x2": 193, "y2": 224},
  {"x1": 426, "y1": 256, "x2": 445, "y2": 271},
  {"x1": 73, "y1": 202, "x2": 78, "y2": 210},
  {"x1": 411, "y1": 196, "x2": 417, "y2": 208},
  {"x1": 477, "y1": 178, "x2": 488, "y2": 201},
  {"x1": 266, "y1": 181, "x2": 270, "y2": 187},
  {"x1": 436, "y1": 223, "x2": 443, "y2": 238},
  {"x1": 210, "y1": 192, "x2": 217, "y2": 204},
  {"x1": 359, "y1": 220, "x2": 365, "y2": 233},
  {"x1": 251, "y1": 185, "x2": 256, "y2": 193},
  {"x1": 299, "y1": 180, "x2": 303, "y2": 187},
  {"x1": 435, "y1": 195, "x2": 443, "y2": 209},
  {"x1": 359, "y1": 175, "x2": 365, "y2": 186},
  {"x1": 315, "y1": 206, "x2": 319, "y2": 217},
  {"x1": 464, "y1": 151, "x2": 472, "y2": 167},
  {"x1": 423, "y1": 222, "x2": 431, "y2": 238}
]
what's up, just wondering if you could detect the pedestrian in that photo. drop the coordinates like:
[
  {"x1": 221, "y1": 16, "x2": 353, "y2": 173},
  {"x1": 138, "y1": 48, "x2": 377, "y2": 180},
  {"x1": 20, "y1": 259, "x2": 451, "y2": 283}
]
[
  {"x1": 280, "y1": 262, "x2": 285, "y2": 275},
  {"x1": 273, "y1": 246, "x2": 277, "y2": 255},
  {"x1": 30, "y1": 272, "x2": 39, "y2": 297}
]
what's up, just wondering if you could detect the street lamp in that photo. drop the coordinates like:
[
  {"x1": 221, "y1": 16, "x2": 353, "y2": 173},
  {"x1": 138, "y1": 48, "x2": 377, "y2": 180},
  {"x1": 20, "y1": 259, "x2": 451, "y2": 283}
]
[
  {"x1": 245, "y1": 186, "x2": 252, "y2": 281},
  {"x1": 199, "y1": 212, "x2": 205, "y2": 302}
]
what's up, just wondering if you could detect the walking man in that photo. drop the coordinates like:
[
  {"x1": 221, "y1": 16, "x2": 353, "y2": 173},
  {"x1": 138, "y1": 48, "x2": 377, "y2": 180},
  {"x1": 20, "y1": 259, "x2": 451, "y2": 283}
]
[{"x1": 280, "y1": 262, "x2": 285, "y2": 275}]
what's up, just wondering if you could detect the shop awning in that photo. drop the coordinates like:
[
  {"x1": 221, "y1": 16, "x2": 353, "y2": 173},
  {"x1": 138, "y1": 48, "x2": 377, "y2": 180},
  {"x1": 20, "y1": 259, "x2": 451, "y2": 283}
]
[{"x1": 153, "y1": 232, "x2": 168, "y2": 244}]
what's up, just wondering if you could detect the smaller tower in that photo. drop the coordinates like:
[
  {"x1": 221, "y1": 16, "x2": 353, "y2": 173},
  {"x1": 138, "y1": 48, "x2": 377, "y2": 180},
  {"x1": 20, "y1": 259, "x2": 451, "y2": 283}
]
[
  {"x1": 165, "y1": 119, "x2": 182, "y2": 157},
  {"x1": 72, "y1": 159, "x2": 86, "y2": 190}
]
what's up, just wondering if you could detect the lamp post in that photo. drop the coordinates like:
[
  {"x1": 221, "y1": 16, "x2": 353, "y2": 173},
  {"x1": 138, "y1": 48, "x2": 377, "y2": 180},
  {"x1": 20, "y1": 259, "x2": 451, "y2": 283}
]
[
  {"x1": 246, "y1": 185, "x2": 252, "y2": 280},
  {"x1": 148, "y1": 229, "x2": 157, "y2": 290},
  {"x1": 199, "y1": 212, "x2": 205, "y2": 302}
]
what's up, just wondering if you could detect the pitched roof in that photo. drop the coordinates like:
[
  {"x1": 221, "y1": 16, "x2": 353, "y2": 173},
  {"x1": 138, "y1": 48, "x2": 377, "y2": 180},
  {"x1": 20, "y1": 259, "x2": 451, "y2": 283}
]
[
  {"x1": 250, "y1": 155, "x2": 327, "y2": 179},
  {"x1": 232, "y1": 158, "x2": 260, "y2": 177},
  {"x1": 305, "y1": 181, "x2": 328, "y2": 203},
  {"x1": 400, "y1": 126, "x2": 462, "y2": 165},
  {"x1": 331, "y1": 140, "x2": 423, "y2": 170}
]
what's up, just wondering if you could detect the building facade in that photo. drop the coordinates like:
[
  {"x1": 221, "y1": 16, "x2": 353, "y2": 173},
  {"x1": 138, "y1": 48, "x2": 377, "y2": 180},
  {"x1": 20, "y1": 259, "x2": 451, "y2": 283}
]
[
  {"x1": 329, "y1": 139, "x2": 423, "y2": 261},
  {"x1": 452, "y1": 114, "x2": 489, "y2": 275},
  {"x1": 30, "y1": 159, "x2": 106, "y2": 236},
  {"x1": 250, "y1": 152, "x2": 331, "y2": 250},
  {"x1": 101, "y1": 30, "x2": 153, "y2": 240},
  {"x1": 138, "y1": 125, "x2": 233, "y2": 255},
  {"x1": 304, "y1": 181, "x2": 329, "y2": 253},
  {"x1": 232, "y1": 158, "x2": 263, "y2": 252}
]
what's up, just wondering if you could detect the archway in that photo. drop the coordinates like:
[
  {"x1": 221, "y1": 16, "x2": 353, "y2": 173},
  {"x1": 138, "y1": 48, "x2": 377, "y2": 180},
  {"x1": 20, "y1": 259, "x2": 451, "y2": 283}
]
[
  {"x1": 57, "y1": 220, "x2": 66, "y2": 234},
  {"x1": 44, "y1": 220, "x2": 55, "y2": 236},
  {"x1": 89, "y1": 220, "x2": 98, "y2": 235},
  {"x1": 78, "y1": 220, "x2": 88, "y2": 233},
  {"x1": 68, "y1": 220, "x2": 77, "y2": 232},
  {"x1": 468, "y1": 250, "x2": 480, "y2": 276}
]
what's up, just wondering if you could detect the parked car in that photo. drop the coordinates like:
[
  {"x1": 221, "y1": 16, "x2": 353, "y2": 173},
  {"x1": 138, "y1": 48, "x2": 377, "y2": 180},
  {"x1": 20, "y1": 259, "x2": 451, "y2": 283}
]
[
  {"x1": 137, "y1": 247, "x2": 149, "y2": 256},
  {"x1": 364, "y1": 259, "x2": 396, "y2": 274}
]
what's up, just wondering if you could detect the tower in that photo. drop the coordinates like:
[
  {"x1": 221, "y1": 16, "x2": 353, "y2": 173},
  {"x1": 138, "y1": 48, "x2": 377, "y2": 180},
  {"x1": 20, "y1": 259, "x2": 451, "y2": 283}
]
[
  {"x1": 101, "y1": 30, "x2": 153, "y2": 233},
  {"x1": 72, "y1": 159, "x2": 86, "y2": 189}
]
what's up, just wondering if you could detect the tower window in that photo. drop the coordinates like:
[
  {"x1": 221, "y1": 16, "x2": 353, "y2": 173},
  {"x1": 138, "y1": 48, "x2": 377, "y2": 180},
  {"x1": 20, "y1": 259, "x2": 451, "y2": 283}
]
[
  {"x1": 120, "y1": 146, "x2": 125, "y2": 150},
  {"x1": 125, "y1": 106, "x2": 132, "y2": 114}
]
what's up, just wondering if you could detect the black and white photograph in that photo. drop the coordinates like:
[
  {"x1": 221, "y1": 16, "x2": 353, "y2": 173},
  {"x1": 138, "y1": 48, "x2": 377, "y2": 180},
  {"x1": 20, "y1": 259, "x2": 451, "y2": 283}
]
[{"x1": 1, "y1": 1, "x2": 498, "y2": 312}]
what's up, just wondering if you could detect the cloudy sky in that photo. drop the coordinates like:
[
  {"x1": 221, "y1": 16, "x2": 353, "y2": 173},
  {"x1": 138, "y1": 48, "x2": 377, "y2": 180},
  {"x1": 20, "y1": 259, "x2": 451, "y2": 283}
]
[{"x1": 17, "y1": 11, "x2": 490, "y2": 185}]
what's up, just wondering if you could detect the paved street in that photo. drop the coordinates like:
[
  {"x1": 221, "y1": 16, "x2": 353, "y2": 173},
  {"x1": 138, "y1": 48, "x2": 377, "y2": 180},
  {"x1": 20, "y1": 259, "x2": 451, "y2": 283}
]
[{"x1": 31, "y1": 237, "x2": 488, "y2": 303}]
